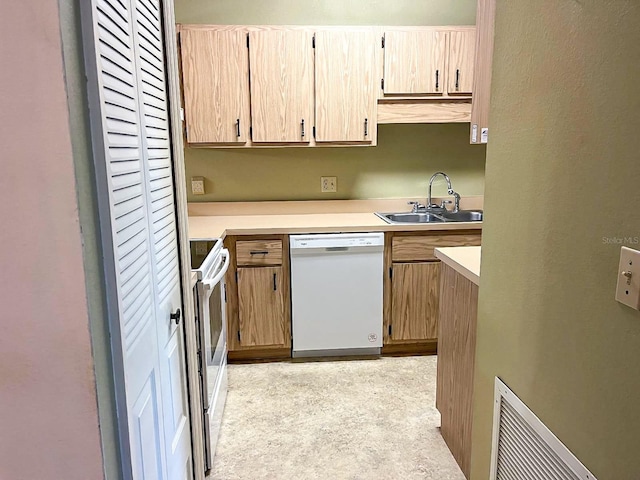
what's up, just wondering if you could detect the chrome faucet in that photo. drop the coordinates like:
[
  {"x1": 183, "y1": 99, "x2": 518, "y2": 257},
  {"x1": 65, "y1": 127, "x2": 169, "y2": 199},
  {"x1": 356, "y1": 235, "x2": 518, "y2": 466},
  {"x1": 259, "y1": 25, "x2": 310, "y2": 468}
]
[{"x1": 427, "y1": 172, "x2": 461, "y2": 213}]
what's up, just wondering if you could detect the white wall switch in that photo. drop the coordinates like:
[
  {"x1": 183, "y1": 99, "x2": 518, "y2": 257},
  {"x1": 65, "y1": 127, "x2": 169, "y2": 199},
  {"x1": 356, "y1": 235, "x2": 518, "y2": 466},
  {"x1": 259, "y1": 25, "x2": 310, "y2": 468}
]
[
  {"x1": 191, "y1": 176, "x2": 205, "y2": 195},
  {"x1": 615, "y1": 246, "x2": 640, "y2": 310},
  {"x1": 321, "y1": 176, "x2": 337, "y2": 193}
]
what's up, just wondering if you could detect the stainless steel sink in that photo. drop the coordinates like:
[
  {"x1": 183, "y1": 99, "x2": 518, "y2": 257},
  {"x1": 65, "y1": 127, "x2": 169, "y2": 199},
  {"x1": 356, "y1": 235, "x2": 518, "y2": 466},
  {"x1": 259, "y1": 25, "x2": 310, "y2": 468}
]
[
  {"x1": 375, "y1": 209, "x2": 483, "y2": 224},
  {"x1": 376, "y1": 212, "x2": 446, "y2": 224},
  {"x1": 439, "y1": 210, "x2": 483, "y2": 222}
]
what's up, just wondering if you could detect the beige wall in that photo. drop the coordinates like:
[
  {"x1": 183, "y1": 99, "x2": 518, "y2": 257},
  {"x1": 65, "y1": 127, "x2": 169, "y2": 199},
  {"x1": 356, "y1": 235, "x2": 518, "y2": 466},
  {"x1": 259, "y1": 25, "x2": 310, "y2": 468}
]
[
  {"x1": 175, "y1": 0, "x2": 486, "y2": 202},
  {"x1": 472, "y1": 1, "x2": 640, "y2": 479},
  {"x1": 0, "y1": 2, "x2": 105, "y2": 479}
]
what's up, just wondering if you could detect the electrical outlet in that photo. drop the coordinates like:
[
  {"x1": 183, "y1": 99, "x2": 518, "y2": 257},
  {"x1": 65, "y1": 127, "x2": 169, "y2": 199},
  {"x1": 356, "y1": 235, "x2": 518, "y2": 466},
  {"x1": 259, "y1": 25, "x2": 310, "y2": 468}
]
[
  {"x1": 191, "y1": 176, "x2": 205, "y2": 195},
  {"x1": 616, "y1": 246, "x2": 640, "y2": 310},
  {"x1": 321, "y1": 176, "x2": 337, "y2": 193}
]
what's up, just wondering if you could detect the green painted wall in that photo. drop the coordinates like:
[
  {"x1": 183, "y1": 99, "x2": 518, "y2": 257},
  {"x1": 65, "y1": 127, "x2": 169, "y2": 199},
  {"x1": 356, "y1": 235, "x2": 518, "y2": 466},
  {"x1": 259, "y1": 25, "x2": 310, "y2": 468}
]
[
  {"x1": 472, "y1": 2, "x2": 640, "y2": 479},
  {"x1": 175, "y1": 0, "x2": 486, "y2": 202}
]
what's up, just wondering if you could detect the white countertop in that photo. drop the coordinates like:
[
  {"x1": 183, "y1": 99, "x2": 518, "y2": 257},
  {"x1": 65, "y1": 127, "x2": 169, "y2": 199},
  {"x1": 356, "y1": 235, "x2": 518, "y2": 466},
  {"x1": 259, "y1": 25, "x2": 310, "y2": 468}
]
[
  {"x1": 434, "y1": 246, "x2": 481, "y2": 285},
  {"x1": 187, "y1": 198, "x2": 484, "y2": 239}
]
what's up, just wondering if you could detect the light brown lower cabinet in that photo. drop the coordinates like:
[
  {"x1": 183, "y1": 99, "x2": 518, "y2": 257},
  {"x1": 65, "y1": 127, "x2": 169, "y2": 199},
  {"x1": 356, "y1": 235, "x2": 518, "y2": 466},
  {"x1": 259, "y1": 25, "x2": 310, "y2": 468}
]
[
  {"x1": 436, "y1": 262, "x2": 479, "y2": 479},
  {"x1": 225, "y1": 235, "x2": 291, "y2": 361},
  {"x1": 237, "y1": 266, "x2": 287, "y2": 347},
  {"x1": 383, "y1": 230, "x2": 481, "y2": 354},
  {"x1": 390, "y1": 262, "x2": 440, "y2": 341}
]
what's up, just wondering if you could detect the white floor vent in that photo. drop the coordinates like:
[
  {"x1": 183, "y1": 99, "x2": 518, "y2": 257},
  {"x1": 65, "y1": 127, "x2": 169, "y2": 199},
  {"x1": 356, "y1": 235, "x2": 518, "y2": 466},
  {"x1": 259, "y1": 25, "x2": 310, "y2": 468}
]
[{"x1": 490, "y1": 378, "x2": 597, "y2": 480}]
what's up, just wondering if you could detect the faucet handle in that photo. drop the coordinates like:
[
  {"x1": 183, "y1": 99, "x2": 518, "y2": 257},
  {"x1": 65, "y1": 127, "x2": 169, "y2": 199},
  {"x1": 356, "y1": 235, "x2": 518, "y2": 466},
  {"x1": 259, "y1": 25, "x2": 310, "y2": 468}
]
[
  {"x1": 439, "y1": 200, "x2": 453, "y2": 209},
  {"x1": 407, "y1": 201, "x2": 425, "y2": 213}
]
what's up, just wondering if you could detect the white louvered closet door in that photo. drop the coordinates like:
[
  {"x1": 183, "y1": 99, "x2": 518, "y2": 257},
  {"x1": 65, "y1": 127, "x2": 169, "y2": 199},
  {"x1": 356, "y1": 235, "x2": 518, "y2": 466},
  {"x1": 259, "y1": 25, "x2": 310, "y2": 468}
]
[
  {"x1": 130, "y1": 1, "x2": 191, "y2": 479},
  {"x1": 88, "y1": 0, "x2": 190, "y2": 479}
]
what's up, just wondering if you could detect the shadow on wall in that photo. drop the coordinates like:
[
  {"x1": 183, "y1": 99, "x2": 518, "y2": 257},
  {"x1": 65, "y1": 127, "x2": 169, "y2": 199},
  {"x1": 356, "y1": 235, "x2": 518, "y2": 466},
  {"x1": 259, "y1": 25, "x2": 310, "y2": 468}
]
[{"x1": 185, "y1": 123, "x2": 487, "y2": 202}]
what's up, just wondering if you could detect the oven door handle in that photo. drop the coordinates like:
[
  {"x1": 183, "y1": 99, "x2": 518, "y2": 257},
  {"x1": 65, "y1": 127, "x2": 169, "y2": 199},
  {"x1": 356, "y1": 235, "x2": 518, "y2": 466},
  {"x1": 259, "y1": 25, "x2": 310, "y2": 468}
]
[{"x1": 202, "y1": 248, "x2": 230, "y2": 290}]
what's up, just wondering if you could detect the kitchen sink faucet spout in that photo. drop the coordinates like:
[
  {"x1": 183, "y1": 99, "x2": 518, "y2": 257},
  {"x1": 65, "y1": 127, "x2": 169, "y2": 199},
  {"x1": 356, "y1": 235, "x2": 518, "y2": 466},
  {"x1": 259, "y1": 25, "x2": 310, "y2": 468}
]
[{"x1": 427, "y1": 172, "x2": 460, "y2": 213}]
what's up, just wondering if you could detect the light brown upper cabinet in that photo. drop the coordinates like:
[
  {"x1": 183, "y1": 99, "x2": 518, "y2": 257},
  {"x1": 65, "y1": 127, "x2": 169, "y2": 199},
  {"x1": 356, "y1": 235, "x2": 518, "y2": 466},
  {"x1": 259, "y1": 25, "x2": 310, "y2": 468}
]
[
  {"x1": 448, "y1": 30, "x2": 476, "y2": 95},
  {"x1": 470, "y1": 0, "x2": 496, "y2": 143},
  {"x1": 249, "y1": 30, "x2": 314, "y2": 143},
  {"x1": 180, "y1": 28, "x2": 250, "y2": 144},
  {"x1": 382, "y1": 27, "x2": 476, "y2": 98},
  {"x1": 383, "y1": 29, "x2": 447, "y2": 95},
  {"x1": 315, "y1": 29, "x2": 378, "y2": 144}
]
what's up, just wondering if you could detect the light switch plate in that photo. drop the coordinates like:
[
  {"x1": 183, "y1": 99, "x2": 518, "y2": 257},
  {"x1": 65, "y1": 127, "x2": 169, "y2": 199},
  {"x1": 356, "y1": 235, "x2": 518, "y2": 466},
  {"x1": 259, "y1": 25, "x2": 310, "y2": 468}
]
[
  {"x1": 191, "y1": 176, "x2": 205, "y2": 195},
  {"x1": 615, "y1": 246, "x2": 640, "y2": 310}
]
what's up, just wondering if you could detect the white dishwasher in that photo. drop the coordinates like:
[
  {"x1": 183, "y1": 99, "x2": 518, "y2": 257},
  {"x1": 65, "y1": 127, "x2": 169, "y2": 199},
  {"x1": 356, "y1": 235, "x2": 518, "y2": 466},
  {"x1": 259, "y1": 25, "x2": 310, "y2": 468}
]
[{"x1": 290, "y1": 232, "x2": 384, "y2": 357}]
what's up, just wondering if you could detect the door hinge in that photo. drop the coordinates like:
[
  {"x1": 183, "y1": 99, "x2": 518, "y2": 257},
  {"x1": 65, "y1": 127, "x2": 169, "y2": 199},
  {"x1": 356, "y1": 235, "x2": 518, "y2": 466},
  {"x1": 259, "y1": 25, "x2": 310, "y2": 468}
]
[
  {"x1": 246, "y1": 34, "x2": 249, "y2": 48},
  {"x1": 312, "y1": 36, "x2": 315, "y2": 48},
  {"x1": 389, "y1": 267, "x2": 393, "y2": 279},
  {"x1": 381, "y1": 78, "x2": 384, "y2": 90},
  {"x1": 237, "y1": 330, "x2": 241, "y2": 342},
  {"x1": 381, "y1": 36, "x2": 385, "y2": 48}
]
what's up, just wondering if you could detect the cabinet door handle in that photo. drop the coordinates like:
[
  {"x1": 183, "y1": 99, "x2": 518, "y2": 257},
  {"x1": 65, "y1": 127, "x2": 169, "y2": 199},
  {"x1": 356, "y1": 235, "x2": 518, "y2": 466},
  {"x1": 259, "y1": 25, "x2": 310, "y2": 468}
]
[
  {"x1": 455, "y1": 69, "x2": 460, "y2": 90},
  {"x1": 301, "y1": 119, "x2": 305, "y2": 137},
  {"x1": 364, "y1": 118, "x2": 368, "y2": 137},
  {"x1": 273, "y1": 273, "x2": 277, "y2": 291},
  {"x1": 435, "y1": 70, "x2": 440, "y2": 90},
  {"x1": 249, "y1": 251, "x2": 269, "y2": 255},
  {"x1": 236, "y1": 118, "x2": 240, "y2": 137}
]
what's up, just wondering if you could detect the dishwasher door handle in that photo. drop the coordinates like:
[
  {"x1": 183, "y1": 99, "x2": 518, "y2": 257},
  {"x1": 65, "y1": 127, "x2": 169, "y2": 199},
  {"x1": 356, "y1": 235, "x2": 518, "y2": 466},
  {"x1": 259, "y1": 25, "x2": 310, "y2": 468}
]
[{"x1": 325, "y1": 247, "x2": 350, "y2": 252}]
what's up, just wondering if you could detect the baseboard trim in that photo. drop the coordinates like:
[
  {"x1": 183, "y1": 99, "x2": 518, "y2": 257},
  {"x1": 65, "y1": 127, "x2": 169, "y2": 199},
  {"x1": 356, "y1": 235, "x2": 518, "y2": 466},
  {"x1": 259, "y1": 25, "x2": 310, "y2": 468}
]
[{"x1": 382, "y1": 341, "x2": 438, "y2": 356}]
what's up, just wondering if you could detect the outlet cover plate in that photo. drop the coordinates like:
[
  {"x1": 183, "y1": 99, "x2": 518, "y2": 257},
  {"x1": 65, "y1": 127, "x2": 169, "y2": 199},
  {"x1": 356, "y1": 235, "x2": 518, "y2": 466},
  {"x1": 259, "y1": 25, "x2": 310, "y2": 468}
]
[
  {"x1": 615, "y1": 246, "x2": 640, "y2": 310},
  {"x1": 191, "y1": 176, "x2": 205, "y2": 195},
  {"x1": 321, "y1": 176, "x2": 337, "y2": 193}
]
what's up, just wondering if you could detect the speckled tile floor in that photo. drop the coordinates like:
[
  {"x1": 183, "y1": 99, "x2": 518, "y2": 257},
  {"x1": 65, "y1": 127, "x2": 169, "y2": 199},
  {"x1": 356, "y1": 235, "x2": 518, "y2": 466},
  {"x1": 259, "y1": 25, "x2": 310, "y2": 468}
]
[{"x1": 209, "y1": 356, "x2": 465, "y2": 480}]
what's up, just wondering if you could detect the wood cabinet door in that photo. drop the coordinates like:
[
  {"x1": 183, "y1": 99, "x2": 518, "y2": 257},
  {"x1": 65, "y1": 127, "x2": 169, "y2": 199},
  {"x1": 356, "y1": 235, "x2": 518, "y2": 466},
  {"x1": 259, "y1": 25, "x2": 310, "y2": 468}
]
[
  {"x1": 238, "y1": 266, "x2": 287, "y2": 347},
  {"x1": 383, "y1": 29, "x2": 447, "y2": 95},
  {"x1": 249, "y1": 30, "x2": 314, "y2": 143},
  {"x1": 180, "y1": 28, "x2": 250, "y2": 144},
  {"x1": 390, "y1": 262, "x2": 440, "y2": 341},
  {"x1": 448, "y1": 29, "x2": 476, "y2": 95},
  {"x1": 315, "y1": 29, "x2": 378, "y2": 143}
]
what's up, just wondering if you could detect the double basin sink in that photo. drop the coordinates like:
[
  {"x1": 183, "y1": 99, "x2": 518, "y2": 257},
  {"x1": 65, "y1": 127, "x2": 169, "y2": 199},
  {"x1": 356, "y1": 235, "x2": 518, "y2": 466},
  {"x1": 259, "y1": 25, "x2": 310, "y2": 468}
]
[{"x1": 375, "y1": 209, "x2": 483, "y2": 224}]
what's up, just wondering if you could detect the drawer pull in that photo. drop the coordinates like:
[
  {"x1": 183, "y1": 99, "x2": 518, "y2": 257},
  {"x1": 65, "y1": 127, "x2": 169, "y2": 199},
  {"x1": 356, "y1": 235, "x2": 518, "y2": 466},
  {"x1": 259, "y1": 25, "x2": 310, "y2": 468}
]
[{"x1": 249, "y1": 251, "x2": 269, "y2": 255}]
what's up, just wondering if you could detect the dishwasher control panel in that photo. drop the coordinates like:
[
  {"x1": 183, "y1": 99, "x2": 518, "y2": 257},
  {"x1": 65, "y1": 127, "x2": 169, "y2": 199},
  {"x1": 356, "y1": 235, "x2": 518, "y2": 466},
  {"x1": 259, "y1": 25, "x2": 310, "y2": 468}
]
[{"x1": 290, "y1": 232, "x2": 384, "y2": 250}]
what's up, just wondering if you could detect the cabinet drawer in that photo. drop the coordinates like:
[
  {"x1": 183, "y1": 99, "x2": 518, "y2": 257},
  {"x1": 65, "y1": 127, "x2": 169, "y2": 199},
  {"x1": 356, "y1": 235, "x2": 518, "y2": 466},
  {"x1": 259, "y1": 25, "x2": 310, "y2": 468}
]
[
  {"x1": 392, "y1": 233, "x2": 481, "y2": 262},
  {"x1": 236, "y1": 240, "x2": 283, "y2": 266}
]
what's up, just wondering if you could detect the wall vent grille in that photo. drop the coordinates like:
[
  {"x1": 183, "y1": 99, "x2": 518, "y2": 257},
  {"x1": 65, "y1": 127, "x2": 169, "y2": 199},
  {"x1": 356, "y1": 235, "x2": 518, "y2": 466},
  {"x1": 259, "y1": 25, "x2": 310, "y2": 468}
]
[{"x1": 490, "y1": 378, "x2": 597, "y2": 480}]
